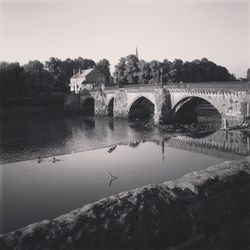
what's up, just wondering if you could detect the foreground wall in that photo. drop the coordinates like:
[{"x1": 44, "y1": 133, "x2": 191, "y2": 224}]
[{"x1": 1, "y1": 157, "x2": 250, "y2": 250}]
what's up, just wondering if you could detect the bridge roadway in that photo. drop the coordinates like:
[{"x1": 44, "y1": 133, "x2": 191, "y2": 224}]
[{"x1": 65, "y1": 81, "x2": 250, "y2": 126}]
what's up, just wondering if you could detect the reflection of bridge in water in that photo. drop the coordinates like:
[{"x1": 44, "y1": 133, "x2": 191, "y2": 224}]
[{"x1": 162, "y1": 130, "x2": 250, "y2": 160}]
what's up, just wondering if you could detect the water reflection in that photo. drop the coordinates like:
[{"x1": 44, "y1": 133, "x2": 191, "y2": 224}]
[
  {"x1": 1, "y1": 115, "x2": 250, "y2": 234},
  {"x1": 0, "y1": 117, "x2": 158, "y2": 164},
  {"x1": 168, "y1": 130, "x2": 250, "y2": 160},
  {"x1": 130, "y1": 129, "x2": 250, "y2": 161},
  {"x1": 108, "y1": 171, "x2": 118, "y2": 187},
  {"x1": 0, "y1": 116, "x2": 250, "y2": 164},
  {"x1": 1, "y1": 140, "x2": 229, "y2": 234},
  {"x1": 129, "y1": 121, "x2": 250, "y2": 160},
  {"x1": 1, "y1": 128, "x2": 250, "y2": 234},
  {"x1": 161, "y1": 140, "x2": 165, "y2": 161},
  {"x1": 129, "y1": 142, "x2": 140, "y2": 148}
]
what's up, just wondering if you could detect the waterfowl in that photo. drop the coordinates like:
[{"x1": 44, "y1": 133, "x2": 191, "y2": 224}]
[
  {"x1": 52, "y1": 157, "x2": 60, "y2": 163},
  {"x1": 37, "y1": 157, "x2": 43, "y2": 163}
]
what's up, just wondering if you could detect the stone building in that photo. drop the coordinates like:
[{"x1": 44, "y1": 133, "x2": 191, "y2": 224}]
[{"x1": 69, "y1": 67, "x2": 105, "y2": 94}]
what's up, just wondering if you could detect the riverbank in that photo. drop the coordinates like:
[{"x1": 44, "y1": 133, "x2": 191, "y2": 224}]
[
  {"x1": 0, "y1": 157, "x2": 250, "y2": 250},
  {"x1": 0, "y1": 106, "x2": 86, "y2": 120}
]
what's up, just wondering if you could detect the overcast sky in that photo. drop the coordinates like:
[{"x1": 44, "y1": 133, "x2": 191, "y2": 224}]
[{"x1": 0, "y1": 0, "x2": 249, "y2": 78}]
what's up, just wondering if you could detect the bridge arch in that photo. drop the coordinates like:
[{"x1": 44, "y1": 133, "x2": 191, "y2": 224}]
[
  {"x1": 82, "y1": 97, "x2": 95, "y2": 115},
  {"x1": 128, "y1": 96, "x2": 155, "y2": 119},
  {"x1": 169, "y1": 90, "x2": 225, "y2": 114},
  {"x1": 128, "y1": 94, "x2": 156, "y2": 111},
  {"x1": 171, "y1": 96, "x2": 222, "y2": 124}
]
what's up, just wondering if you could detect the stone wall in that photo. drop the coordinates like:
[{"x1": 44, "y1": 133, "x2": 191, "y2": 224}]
[
  {"x1": 92, "y1": 91, "x2": 107, "y2": 116},
  {"x1": 113, "y1": 89, "x2": 129, "y2": 119},
  {"x1": 1, "y1": 157, "x2": 250, "y2": 250}
]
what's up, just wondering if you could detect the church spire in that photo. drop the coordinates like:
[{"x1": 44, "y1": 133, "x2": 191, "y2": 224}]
[{"x1": 136, "y1": 46, "x2": 139, "y2": 60}]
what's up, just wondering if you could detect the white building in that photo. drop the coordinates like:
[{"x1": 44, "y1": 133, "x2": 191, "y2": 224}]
[{"x1": 69, "y1": 67, "x2": 105, "y2": 94}]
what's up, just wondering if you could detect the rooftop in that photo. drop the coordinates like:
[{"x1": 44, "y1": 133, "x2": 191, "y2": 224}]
[{"x1": 71, "y1": 68, "x2": 94, "y2": 79}]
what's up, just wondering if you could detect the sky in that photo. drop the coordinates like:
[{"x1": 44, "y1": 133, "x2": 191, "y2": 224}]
[{"x1": 0, "y1": 0, "x2": 249, "y2": 78}]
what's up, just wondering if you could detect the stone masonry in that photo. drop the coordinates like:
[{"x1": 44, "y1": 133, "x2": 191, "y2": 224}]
[{"x1": 64, "y1": 82, "x2": 250, "y2": 126}]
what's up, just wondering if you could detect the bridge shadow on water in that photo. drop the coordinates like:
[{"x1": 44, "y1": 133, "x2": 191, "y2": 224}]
[{"x1": 128, "y1": 116, "x2": 249, "y2": 160}]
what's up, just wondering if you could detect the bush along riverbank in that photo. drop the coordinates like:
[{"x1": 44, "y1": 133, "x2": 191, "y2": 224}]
[
  {"x1": 0, "y1": 93, "x2": 66, "y2": 119},
  {"x1": 0, "y1": 96, "x2": 89, "y2": 120},
  {"x1": 0, "y1": 157, "x2": 250, "y2": 250}
]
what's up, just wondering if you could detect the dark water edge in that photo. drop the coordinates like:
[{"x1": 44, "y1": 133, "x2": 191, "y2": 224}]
[{"x1": 0, "y1": 108, "x2": 85, "y2": 121}]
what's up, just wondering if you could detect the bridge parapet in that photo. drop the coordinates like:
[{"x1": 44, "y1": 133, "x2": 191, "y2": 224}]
[
  {"x1": 167, "y1": 88, "x2": 246, "y2": 96},
  {"x1": 91, "y1": 81, "x2": 250, "y2": 92},
  {"x1": 165, "y1": 81, "x2": 250, "y2": 91}
]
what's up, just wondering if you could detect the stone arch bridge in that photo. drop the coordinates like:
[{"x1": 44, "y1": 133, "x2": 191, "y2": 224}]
[{"x1": 65, "y1": 82, "x2": 250, "y2": 126}]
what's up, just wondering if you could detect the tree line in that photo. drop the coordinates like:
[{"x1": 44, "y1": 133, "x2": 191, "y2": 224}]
[
  {"x1": 0, "y1": 57, "x2": 111, "y2": 107},
  {"x1": 113, "y1": 55, "x2": 236, "y2": 85},
  {"x1": 0, "y1": 55, "x2": 243, "y2": 107}
]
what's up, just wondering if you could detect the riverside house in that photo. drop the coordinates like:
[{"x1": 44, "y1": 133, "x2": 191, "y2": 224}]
[{"x1": 69, "y1": 67, "x2": 105, "y2": 94}]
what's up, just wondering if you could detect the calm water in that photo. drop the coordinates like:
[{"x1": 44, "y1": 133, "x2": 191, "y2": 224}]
[{"x1": 0, "y1": 116, "x2": 250, "y2": 234}]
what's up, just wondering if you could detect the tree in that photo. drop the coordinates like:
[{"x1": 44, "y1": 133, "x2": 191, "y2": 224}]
[
  {"x1": 124, "y1": 54, "x2": 140, "y2": 84},
  {"x1": 113, "y1": 57, "x2": 127, "y2": 85},
  {"x1": 180, "y1": 58, "x2": 235, "y2": 83},
  {"x1": 74, "y1": 57, "x2": 95, "y2": 70},
  {"x1": 247, "y1": 68, "x2": 250, "y2": 80},
  {"x1": 113, "y1": 55, "x2": 235, "y2": 84},
  {"x1": 0, "y1": 62, "x2": 25, "y2": 101},
  {"x1": 96, "y1": 59, "x2": 111, "y2": 85},
  {"x1": 162, "y1": 59, "x2": 172, "y2": 83},
  {"x1": 23, "y1": 60, "x2": 54, "y2": 99},
  {"x1": 113, "y1": 55, "x2": 140, "y2": 85},
  {"x1": 45, "y1": 57, "x2": 69, "y2": 92},
  {"x1": 137, "y1": 60, "x2": 151, "y2": 84},
  {"x1": 45, "y1": 57, "x2": 96, "y2": 92},
  {"x1": 169, "y1": 59, "x2": 184, "y2": 83},
  {"x1": 148, "y1": 60, "x2": 162, "y2": 84}
]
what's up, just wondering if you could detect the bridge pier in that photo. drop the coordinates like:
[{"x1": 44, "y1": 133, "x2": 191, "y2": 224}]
[
  {"x1": 222, "y1": 114, "x2": 245, "y2": 128},
  {"x1": 153, "y1": 111, "x2": 161, "y2": 124},
  {"x1": 94, "y1": 92, "x2": 109, "y2": 116},
  {"x1": 93, "y1": 89, "x2": 130, "y2": 119},
  {"x1": 113, "y1": 89, "x2": 129, "y2": 119}
]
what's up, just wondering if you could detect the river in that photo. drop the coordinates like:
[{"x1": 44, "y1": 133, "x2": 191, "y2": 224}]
[{"x1": 0, "y1": 116, "x2": 249, "y2": 234}]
